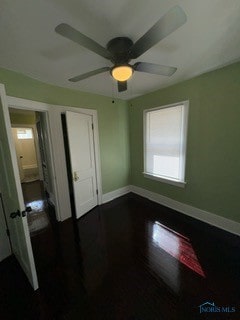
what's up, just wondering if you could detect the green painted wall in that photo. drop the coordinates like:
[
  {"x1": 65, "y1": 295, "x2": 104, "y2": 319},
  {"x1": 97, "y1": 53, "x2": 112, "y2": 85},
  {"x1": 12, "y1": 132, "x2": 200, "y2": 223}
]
[
  {"x1": 10, "y1": 112, "x2": 36, "y2": 125},
  {"x1": 129, "y1": 62, "x2": 240, "y2": 223},
  {"x1": 0, "y1": 68, "x2": 130, "y2": 194},
  {"x1": 1, "y1": 61, "x2": 240, "y2": 224}
]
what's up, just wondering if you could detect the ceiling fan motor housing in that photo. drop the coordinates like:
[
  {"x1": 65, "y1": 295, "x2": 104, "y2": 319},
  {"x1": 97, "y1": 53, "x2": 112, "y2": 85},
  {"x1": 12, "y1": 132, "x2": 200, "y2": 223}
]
[{"x1": 107, "y1": 37, "x2": 133, "y2": 64}]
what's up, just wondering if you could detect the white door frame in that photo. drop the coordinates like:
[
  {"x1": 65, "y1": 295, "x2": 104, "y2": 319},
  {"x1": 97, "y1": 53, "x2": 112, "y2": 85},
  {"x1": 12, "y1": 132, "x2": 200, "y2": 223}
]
[
  {"x1": 6, "y1": 96, "x2": 103, "y2": 222},
  {"x1": 7, "y1": 96, "x2": 61, "y2": 221}
]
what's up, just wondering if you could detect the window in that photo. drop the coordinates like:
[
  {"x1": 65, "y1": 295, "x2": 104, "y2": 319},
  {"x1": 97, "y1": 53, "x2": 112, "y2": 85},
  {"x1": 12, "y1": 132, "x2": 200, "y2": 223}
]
[
  {"x1": 16, "y1": 128, "x2": 33, "y2": 140},
  {"x1": 144, "y1": 101, "x2": 188, "y2": 187}
]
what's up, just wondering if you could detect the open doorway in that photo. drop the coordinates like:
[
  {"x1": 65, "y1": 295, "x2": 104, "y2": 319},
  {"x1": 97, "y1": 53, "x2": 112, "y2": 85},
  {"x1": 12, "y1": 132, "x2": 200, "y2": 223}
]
[
  {"x1": 9, "y1": 108, "x2": 56, "y2": 236},
  {"x1": 11, "y1": 125, "x2": 42, "y2": 183}
]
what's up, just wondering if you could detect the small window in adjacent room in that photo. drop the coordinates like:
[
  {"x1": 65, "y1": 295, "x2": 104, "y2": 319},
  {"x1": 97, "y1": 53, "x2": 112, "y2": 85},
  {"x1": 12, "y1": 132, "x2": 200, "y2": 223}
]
[
  {"x1": 143, "y1": 101, "x2": 189, "y2": 187},
  {"x1": 16, "y1": 128, "x2": 33, "y2": 140}
]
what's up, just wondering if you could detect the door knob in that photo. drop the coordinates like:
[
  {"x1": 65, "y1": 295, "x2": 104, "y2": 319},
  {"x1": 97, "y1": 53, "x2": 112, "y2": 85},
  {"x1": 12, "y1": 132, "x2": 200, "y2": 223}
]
[
  {"x1": 10, "y1": 206, "x2": 32, "y2": 218},
  {"x1": 10, "y1": 210, "x2": 21, "y2": 219},
  {"x1": 73, "y1": 171, "x2": 79, "y2": 182},
  {"x1": 22, "y1": 206, "x2": 32, "y2": 217}
]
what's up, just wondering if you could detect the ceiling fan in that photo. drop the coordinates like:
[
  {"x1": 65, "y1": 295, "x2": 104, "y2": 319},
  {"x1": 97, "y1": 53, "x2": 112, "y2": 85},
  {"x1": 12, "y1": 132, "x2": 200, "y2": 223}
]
[{"x1": 55, "y1": 5, "x2": 187, "y2": 92}]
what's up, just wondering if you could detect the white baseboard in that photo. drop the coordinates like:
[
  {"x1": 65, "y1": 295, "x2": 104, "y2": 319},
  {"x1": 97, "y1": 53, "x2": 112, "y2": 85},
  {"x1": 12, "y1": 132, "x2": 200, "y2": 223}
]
[
  {"x1": 130, "y1": 185, "x2": 240, "y2": 237},
  {"x1": 101, "y1": 184, "x2": 240, "y2": 236},
  {"x1": 22, "y1": 164, "x2": 38, "y2": 170},
  {"x1": 102, "y1": 186, "x2": 131, "y2": 204}
]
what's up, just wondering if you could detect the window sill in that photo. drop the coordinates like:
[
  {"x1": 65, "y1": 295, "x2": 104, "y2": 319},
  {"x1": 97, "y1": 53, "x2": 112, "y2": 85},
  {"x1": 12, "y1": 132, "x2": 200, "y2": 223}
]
[{"x1": 143, "y1": 172, "x2": 186, "y2": 188}]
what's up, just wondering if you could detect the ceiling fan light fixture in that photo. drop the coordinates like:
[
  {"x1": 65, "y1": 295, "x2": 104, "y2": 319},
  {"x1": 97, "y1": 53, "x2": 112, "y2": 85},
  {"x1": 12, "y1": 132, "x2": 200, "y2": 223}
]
[{"x1": 111, "y1": 65, "x2": 133, "y2": 82}]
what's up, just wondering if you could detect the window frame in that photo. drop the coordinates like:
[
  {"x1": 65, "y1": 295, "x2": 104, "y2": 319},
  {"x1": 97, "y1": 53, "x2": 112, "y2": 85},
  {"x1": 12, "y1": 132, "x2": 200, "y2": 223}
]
[
  {"x1": 143, "y1": 100, "x2": 189, "y2": 188},
  {"x1": 16, "y1": 127, "x2": 34, "y2": 140}
]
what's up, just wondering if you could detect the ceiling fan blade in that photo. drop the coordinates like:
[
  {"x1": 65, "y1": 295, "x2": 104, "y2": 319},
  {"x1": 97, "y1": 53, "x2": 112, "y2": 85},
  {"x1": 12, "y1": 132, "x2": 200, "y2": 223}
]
[
  {"x1": 134, "y1": 62, "x2": 177, "y2": 76},
  {"x1": 69, "y1": 67, "x2": 110, "y2": 82},
  {"x1": 130, "y1": 6, "x2": 187, "y2": 59},
  {"x1": 118, "y1": 81, "x2": 127, "y2": 92},
  {"x1": 55, "y1": 23, "x2": 112, "y2": 59}
]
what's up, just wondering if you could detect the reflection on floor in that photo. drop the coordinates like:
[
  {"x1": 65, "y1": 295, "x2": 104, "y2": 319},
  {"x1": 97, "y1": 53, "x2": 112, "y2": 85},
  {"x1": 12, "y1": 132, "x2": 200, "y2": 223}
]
[
  {"x1": 151, "y1": 221, "x2": 205, "y2": 277},
  {"x1": 21, "y1": 180, "x2": 52, "y2": 236},
  {"x1": 1, "y1": 193, "x2": 240, "y2": 320},
  {"x1": 28, "y1": 209, "x2": 50, "y2": 235}
]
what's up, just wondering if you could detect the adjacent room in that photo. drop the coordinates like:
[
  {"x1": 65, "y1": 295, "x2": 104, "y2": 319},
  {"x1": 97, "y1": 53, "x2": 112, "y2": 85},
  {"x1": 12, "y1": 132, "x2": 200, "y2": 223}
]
[{"x1": 0, "y1": 1, "x2": 240, "y2": 319}]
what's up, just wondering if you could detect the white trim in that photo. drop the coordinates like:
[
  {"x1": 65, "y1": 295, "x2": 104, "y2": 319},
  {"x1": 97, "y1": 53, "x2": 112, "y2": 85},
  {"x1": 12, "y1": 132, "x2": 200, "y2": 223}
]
[
  {"x1": 7, "y1": 97, "x2": 61, "y2": 221},
  {"x1": 89, "y1": 183, "x2": 240, "y2": 236},
  {"x1": 92, "y1": 112, "x2": 103, "y2": 205},
  {"x1": 7, "y1": 96, "x2": 50, "y2": 111},
  {"x1": 102, "y1": 186, "x2": 131, "y2": 204},
  {"x1": 130, "y1": 185, "x2": 240, "y2": 236},
  {"x1": 46, "y1": 108, "x2": 70, "y2": 221},
  {"x1": 22, "y1": 164, "x2": 38, "y2": 170},
  {"x1": 143, "y1": 172, "x2": 186, "y2": 188}
]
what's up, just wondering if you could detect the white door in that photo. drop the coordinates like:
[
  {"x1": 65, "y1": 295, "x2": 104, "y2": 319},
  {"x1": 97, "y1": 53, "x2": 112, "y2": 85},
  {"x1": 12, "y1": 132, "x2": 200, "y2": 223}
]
[
  {"x1": 0, "y1": 193, "x2": 11, "y2": 262},
  {"x1": 66, "y1": 111, "x2": 98, "y2": 219},
  {"x1": 0, "y1": 84, "x2": 38, "y2": 290}
]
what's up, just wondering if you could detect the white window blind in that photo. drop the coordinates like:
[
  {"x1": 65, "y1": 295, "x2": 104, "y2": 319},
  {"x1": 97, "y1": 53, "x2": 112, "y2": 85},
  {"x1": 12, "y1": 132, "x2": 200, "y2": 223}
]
[{"x1": 144, "y1": 102, "x2": 188, "y2": 184}]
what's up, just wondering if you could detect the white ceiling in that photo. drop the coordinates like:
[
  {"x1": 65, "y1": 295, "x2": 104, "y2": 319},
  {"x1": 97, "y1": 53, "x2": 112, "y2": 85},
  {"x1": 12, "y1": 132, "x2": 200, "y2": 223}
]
[{"x1": 1, "y1": 0, "x2": 240, "y2": 100}]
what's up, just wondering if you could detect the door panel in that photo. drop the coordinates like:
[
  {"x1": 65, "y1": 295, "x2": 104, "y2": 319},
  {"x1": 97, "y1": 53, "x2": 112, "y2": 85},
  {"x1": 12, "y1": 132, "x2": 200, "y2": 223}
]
[
  {"x1": 66, "y1": 111, "x2": 98, "y2": 219},
  {"x1": 0, "y1": 84, "x2": 38, "y2": 289},
  {"x1": 0, "y1": 194, "x2": 11, "y2": 262}
]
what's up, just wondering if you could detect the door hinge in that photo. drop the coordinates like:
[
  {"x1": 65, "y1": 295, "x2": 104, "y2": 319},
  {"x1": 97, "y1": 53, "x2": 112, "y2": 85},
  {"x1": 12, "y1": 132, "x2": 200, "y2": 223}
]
[
  {"x1": 6, "y1": 229, "x2": 10, "y2": 237},
  {"x1": 96, "y1": 189, "x2": 98, "y2": 195},
  {"x1": 92, "y1": 123, "x2": 94, "y2": 130}
]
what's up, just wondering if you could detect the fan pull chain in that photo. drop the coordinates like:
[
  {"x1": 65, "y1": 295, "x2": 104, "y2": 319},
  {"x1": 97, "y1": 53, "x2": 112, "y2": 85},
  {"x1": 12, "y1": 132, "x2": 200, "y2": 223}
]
[{"x1": 111, "y1": 79, "x2": 115, "y2": 104}]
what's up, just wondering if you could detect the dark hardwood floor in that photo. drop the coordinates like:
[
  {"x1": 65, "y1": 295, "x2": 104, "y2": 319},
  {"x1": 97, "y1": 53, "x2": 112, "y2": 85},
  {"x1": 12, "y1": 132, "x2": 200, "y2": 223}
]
[
  {"x1": 21, "y1": 180, "x2": 46, "y2": 203},
  {"x1": 21, "y1": 180, "x2": 56, "y2": 236},
  {"x1": 1, "y1": 193, "x2": 240, "y2": 319}
]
